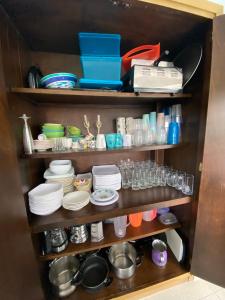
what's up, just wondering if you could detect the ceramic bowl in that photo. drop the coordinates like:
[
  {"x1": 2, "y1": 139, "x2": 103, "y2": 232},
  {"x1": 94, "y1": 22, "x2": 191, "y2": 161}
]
[
  {"x1": 28, "y1": 183, "x2": 63, "y2": 202},
  {"x1": 50, "y1": 160, "x2": 72, "y2": 175},
  {"x1": 40, "y1": 73, "x2": 77, "y2": 89}
]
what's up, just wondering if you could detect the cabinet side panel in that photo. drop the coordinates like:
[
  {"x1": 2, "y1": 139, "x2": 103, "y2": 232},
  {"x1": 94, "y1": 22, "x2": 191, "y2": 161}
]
[
  {"x1": 0, "y1": 6, "x2": 44, "y2": 300},
  {"x1": 191, "y1": 15, "x2": 225, "y2": 287}
]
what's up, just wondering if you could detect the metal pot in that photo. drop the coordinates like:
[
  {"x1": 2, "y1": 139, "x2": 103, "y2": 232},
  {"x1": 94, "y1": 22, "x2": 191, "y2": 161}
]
[
  {"x1": 77, "y1": 253, "x2": 111, "y2": 292},
  {"x1": 49, "y1": 255, "x2": 80, "y2": 298},
  {"x1": 108, "y1": 242, "x2": 141, "y2": 279}
]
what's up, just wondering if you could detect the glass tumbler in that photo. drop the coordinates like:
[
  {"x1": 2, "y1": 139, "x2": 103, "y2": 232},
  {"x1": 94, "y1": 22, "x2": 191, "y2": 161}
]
[
  {"x1": 132, "y1": 168, "x2": 141, "y2": 190},
  {"x1": 182, "y1": 174, "x2": 194, "y2": 195},
  {"x1": 121, "y1": 168, "x2": 129, "y2": 189},
  {"x1": 175, "y1": 171, "x2": 186, "y2": 191}
]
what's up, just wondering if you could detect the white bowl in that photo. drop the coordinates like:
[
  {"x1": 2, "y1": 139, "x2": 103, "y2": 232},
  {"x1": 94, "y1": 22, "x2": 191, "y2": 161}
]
[
  {"x1": 28, "y1": 183, "x2": 63, "y2": 201},
  {"x1": 49, "y1": 160, "x2": 72, "y2": 175}
]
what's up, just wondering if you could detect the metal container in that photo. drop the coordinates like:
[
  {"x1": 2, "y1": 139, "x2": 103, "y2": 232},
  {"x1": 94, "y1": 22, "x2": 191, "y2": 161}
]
[
  {"x1": 70, "y1": 224, "x2": 88, "y2": 244},
  {"x1": 49, "y1": 256, "x2": 80, "y2": 298},
  {"x1": 108, "y1": 242, "x2": 141, "y2": 279}
]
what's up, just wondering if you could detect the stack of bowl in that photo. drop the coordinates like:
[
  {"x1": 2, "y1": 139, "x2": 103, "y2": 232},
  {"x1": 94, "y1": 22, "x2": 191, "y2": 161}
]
[
  {"x1": 44, "y1": 160, "x2": 75, "y2": 194},
  {"x1": 40, "y1": 73, "x2": 77, "y2": 89},
  {"x1": 28, "y1": 183, "x2": 63, "y2": 215},
  {"x1": 42, "y1": 123, "x2": 65, "y2": 139}
]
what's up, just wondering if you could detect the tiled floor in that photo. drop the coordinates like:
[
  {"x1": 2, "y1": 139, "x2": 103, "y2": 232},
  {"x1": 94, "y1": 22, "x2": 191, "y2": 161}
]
[{"x1": 141, "y1": 277, "x2": 225, "y2": 300}]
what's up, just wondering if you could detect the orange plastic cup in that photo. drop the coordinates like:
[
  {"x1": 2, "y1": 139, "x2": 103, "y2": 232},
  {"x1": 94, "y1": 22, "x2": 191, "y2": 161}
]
[{"x1": 129, "y1": 212, "x2": 143, "y2": 228}]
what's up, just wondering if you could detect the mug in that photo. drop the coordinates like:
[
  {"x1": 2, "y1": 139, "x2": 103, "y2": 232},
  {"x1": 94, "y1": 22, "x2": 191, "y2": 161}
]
[
  {"x1": 105, "y1": 133, "x2": 116, "y2": 149},
  {"x1": 96, "y1": 134, "x2": 106, "y2": 149},
  {"x1": 123, "y1": 134, "x2": 132, "y2": 147},
  {"x1": 113, "y1": 215, "x2": 129, "y2": 238},
  {"x1": 152, "y1": 239, "x2": 167, "y2": 267},
  {"x1": 129, "y1": 212, "x2": 143, "y2": 227},
  {"x1": 142, "y1": 209, "x2": 157, "y2": 222},
  {"x1": 115, "y1": 133, "x2": 123, "y2": 148}
]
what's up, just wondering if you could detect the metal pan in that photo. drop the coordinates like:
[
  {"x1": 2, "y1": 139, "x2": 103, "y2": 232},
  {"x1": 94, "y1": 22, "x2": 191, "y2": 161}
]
[{"x1": 173, "y1": 43, "x2": 202, "y2": 87}]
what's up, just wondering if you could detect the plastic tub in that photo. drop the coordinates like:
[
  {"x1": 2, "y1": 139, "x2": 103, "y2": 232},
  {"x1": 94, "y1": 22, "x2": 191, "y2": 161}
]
[
  {"x1": 79, "y1": 78, "x2": 122, "y2": 90},
  {"x1": 122, "y1": 44, "x2": 160, "y2": 72},
  {"x1": 81, "y1": 56, "x2": 121, "y2": 80},
  {"x1": 78, "y1": 32, "x2": 121, "y2": 57}
]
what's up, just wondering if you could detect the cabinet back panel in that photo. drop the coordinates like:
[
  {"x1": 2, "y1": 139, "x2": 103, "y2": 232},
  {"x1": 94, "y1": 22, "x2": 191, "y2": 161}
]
[{"x1": 1, "y1": 0, "x2": 209, "y2": 55}]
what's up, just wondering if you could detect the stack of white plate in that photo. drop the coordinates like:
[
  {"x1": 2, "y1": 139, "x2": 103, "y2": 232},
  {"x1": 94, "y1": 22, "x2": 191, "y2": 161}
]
[
  {"x1": 62, "y1": 191, "x2": 90, "y2": 211},
  {"x1": 44, "y1": 167, "x2": 75, "y2": 194},
  {"x1": 28, "y1": 183, "x2": 63, "y2": 215},
  {"x1": 92, "y1": 165, "x2": 121, "y2": 191},
  {"x1": 90, "y1": 189, "x2": 119, "y2": 206}
]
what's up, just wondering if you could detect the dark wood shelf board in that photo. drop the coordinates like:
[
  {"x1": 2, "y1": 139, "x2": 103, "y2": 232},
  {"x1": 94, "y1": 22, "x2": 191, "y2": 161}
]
[
  {"x1": 25, "y1": 144, "x2": 185, "y2": 159},
  {"x1": 39, "y1": 219, "x2": 181, "y2": 261},
  {"x1": 65, "y1": 249, "x2": 187, "y2": 300},
  {"x1": 29, "y1": 187, "x2": 191, "y2": 233},
  {"x1": 11, "y1": 88, "x2": 192, "y2": 105}
]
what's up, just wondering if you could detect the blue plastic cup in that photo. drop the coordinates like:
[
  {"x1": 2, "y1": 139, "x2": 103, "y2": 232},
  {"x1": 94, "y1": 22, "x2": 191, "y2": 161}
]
[
  {"x1": 115, "y1": 133, "x2": 123, "y2": 148},
  {"x1": 105, "y1": 133, "x2": 116, "y2": 149},
  {"x1": 167, "y1": 122, "x2": 179, "y2": 144}
]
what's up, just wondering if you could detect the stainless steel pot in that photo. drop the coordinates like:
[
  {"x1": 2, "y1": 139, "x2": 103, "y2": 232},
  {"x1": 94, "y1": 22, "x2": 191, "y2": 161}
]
[
  {"x1": 49, "y1": 255, "x2": 80, "y2": 298},
  {"x1": 108, "y1": 242, "x2": 141, "y2": 279}
]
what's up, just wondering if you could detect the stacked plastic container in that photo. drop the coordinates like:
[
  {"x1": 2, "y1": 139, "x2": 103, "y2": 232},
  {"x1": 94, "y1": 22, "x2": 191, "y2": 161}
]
[{"x1": 78, "y1": 32, "x2": 122, "y2": 90}]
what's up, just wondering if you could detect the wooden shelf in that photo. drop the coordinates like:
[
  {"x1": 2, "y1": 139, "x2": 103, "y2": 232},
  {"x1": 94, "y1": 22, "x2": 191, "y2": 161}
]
[
  {"x1": 39, "y1": 219, "x2": 181, "y2": 261},
  {"x1": 29, "y1": 187, "x2": 191, "y2": 233},
  {"x1": 64, "y1": 248, "x2": 187, "y2": 300},
  {"x1": 11, "y1": 88, "x2": 192, "y2": 105},
  {"x1": 25, "y1": 144, "x2": 185, "y2": 159}
]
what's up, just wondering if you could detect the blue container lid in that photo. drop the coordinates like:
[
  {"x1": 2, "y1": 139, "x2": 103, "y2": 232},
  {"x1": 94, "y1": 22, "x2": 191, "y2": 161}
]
[
  {"x1": 79, "y1": 78, "x2": 122, "y2": 90},
  {"x1": 78, "y1": 32, "x2": 121, "y2": 57}
]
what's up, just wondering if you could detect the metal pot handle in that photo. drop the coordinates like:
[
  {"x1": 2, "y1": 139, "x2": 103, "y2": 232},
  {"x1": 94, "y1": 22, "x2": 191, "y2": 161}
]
[
  {"x1": 72, "y1": 270, "x2": 82, "y2": 286},
  {"x1": 49, "y1": 258, "x2": 59, "y2": 268},
  {"x1": 104, "y1": 276, "x2": 113, "y2": 287},
  {"x1": 135, "y1": 254, "x2": 142, "y2": 267}
]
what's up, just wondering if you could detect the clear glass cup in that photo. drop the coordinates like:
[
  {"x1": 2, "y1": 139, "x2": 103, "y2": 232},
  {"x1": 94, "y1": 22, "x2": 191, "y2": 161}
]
[
  {"x1": 132, "y1": 168, "x2": 141, "y2": 190},
  {"x1": 182, "y1": 174, "x2": 194, "y2": 195},
  {"x1": 175, "y1": 171, "x2": 186, "y2": 191},
  {"x1": 113, "y1": 215, "x2": 129, "y2": 238},
  {"x1": 121, "y1": 168, "x2": 129, "y2": 189}
]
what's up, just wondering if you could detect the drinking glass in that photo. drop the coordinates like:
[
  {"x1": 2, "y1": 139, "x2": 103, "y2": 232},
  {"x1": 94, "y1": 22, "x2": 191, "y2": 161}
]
[
  {"x1": 132, "y1": 168, "x2": 141, "y2": 190},
  {"x1": 175, "y1": 171, "x2": 186, "y2": 191},
  {"x1": 139, "y1": 167, "x2": 146, "y2": 189},
  {"x1": 160, "y1": 167, "x2": 167, "y2": 186},
  {"x1": 182, "y1": 174, "x2": 194, "y2": 195},
  {"x1": 121, "y1": 168, "x2": 129, "y2": 189}
]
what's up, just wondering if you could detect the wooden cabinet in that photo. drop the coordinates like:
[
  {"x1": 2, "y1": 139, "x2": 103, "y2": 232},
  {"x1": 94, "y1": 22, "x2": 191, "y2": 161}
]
[{"x1": 0, "y1": 1, "x2": 224, "y2": 299}]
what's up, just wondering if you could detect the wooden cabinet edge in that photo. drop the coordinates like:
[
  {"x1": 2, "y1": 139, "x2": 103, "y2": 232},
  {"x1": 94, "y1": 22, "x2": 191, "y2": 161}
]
[
  {"x1": 111, "y1": 272, "x2": 191, "y2": 300},
  {"x1": 139, "y1": 0, "x2": 223, "y2": 18}
]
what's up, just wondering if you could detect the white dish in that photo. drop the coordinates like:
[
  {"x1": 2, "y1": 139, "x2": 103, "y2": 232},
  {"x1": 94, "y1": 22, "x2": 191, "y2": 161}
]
[
  {"x1": 28, "y1": 183, "x2": 63, "y2": 200},
  {"x1": 90, "y1": 192, "x2": 119, "y2": 206},
  {"x1": 92, "y1": 189, "x2": 115, "y2": 202},
  {"x1": 63, "y1": 191, "x2": 90, "y2": 205},
  {"x1": 49, "y1": 160, "x2": 72, "y2": 175},
  {"x1": 44, "y1": 167, "x2": 74, "y2": 179},
  {"x1": 92, "y1": 165, "x2": 120, "y2": 176}
]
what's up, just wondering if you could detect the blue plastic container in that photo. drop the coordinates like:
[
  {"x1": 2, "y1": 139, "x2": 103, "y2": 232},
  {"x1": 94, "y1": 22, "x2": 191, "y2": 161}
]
[
  {"x1": 79, "y1": 78, "x2": 122, "y2": 90},
  {"x1": 78, "y1": 32, "x2": 121, "y2": 57},
  {"x1": 81, "y1": 56, "x2": 121, "y2": 80}
]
